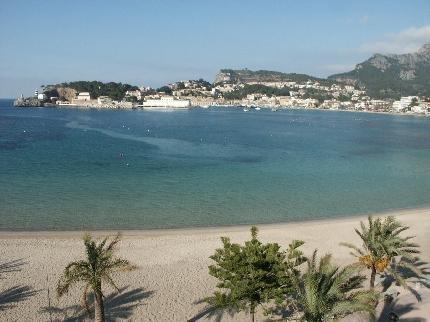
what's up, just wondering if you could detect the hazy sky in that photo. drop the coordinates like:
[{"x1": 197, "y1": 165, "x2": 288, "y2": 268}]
[{"x1": 1, "y1": 0, "x2": 430, "y2": 97}]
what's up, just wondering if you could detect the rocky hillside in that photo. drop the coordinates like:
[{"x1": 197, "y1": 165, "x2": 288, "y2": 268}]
[
  {"x1": 329, "y1": 43, "x2": 430, "y2": 99},
  {"x1": 215, "y1": 69, "x2": 335, "y2": 86}
]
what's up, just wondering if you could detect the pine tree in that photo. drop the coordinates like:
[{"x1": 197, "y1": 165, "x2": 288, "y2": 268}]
[{"x1": 205, "y1": 226, "x2": 305, "y2": 322}]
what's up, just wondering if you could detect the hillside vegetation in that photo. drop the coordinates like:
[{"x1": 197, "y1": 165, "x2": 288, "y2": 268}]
[
  {"x1": 215, "y1": 69, "x2": 336, "y2": 86},
  {"x1": 44, "y1": 81, "x2": 138, "y2": 101},
  {"x1": 223, "y1": 84, "x2": 291, "y2": 100}
]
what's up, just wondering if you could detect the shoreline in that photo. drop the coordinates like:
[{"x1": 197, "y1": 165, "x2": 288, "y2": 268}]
[
  {"x1": 6, "y1": 99, "x2": 430, "y2": 118},
  {"x1": 1, "y1": 205, "x2": 429, "y2": 239}
]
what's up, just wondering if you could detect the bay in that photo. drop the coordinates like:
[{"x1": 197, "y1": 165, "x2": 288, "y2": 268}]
[{"x1": 1, "y1": 99, "x2": 429, "y2": 230}]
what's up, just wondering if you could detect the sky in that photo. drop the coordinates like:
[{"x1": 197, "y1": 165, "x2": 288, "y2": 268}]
[{"x1": 1, "y1": 0, "x2": 430, "y2": 97}]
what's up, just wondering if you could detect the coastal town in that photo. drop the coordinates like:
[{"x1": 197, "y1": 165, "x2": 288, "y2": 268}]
[
  {"x1": 14, "y1": 73, "x2": 430, "y2": 116},
  {"x1": 4, "y1": 1, "x2": 430, "y2": 321}
]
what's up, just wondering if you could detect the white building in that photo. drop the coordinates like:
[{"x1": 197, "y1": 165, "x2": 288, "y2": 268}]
[
  {"x1": 411, "y1": 104, "x2": 428, "y2": 114},
  {"x1": 56, "y1": 101, "x2": 71, "y2": 106},
  {"x1": 141, "y1": 96, "x2": 190, "y2": 108},
  {"x1": 344, "y1": 85, "x2": 355, "y2": 93},
  {"x1": 139, "y1": 86, "x2": 153, "y2": 93},
  {"x1": 97, "y1": 96, "x2": 113, "y2": 105},
  {"x1": 247, "y1": 94, "x2": 262, "y2": 101},
  {"x1": 125, "y1": 90, "x2": 142, "y2": 100},
  {"x1": 76, "y1": 92, "x2": 91, "y2": 101},
  {"x1": 369, "y1": 99, "x2": 390, "y2": 111},
  {"x1": 37, "y1": 93, "x2": 46, "y2": 100},
  {"x1": 392, "y1": 96, "x2": 418, "y2": 112},
  {"x1": 321, "y1": 99, "x2": 341, "y2": 109}
]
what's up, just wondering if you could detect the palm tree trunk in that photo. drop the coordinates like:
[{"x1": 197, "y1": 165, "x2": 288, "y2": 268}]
[
  {"x1": 94, "y1": 290, "x2": 105, "y2": 322},
  {"x1": 370, "y1": 265, "x2": 376, "y2": 289},
  {"x1": 250, "y1": 302, "x2": 255, "y2": 322}
]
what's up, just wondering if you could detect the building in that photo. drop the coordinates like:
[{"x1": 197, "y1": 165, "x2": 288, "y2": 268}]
[
  {"x1": 70, "y1": 92, "x2": 93, "y2": 106},
  {"x1": 56, "y1": 100, "x2": 72, "y2": 106},
  {"x1": 392, "y1": 96, "x2": 418, "y2": 112},
  {"x1": 125, "y1": 90, "x2": 142, "y2": 100},
  {"x1": 369, "y1": 99, "x2": 390, "y2": 111},
  {"x1": 141, "y1": 96, "x2": 191, "y2": 108},
  {"x1": 76, "y1": 92, "x2": 91, "y2": 101},
  {"x1": 344, "y1": 85, "x2": 355, "y2": 93},
  {"x1": 97, "y1": 96, "x2": 113, "y2": 105},
  {"x1": 139, "y1": 86, "x2": 153, "y2": 93},
  {"x1": 321, "y1": 99, "x2": 341, "y2": 109},
  {"x1": 411, "y1": 104, "x2": 428, "y2": 114},
  {"x1": 37, "y1": 93, "x2": 46, "y2": 100}
]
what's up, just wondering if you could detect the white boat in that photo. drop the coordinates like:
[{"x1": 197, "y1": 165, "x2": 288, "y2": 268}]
[{"x1": 255, "y1": 107, "x2": 261, "y2": 111}]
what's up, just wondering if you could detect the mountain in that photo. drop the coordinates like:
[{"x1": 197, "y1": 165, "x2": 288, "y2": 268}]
[
  {"x1": 215, "y1": 69, "x2": 336, "y2": 86},
  {"x1": 329, "y1": 43, "x2": 430, "y2": 99}
]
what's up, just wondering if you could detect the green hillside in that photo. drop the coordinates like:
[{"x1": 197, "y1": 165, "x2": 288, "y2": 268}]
[
  {"x1": 216, "y1": 69, "x2": 336, "y2": 86},
  {"x1": 44, "y1": 81, "x2": 138, "y2": 101}
]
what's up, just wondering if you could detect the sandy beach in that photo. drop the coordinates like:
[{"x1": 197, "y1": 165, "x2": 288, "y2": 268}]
[{"x1": 0, "y1": 208, "x2": 429, "y2": 321}]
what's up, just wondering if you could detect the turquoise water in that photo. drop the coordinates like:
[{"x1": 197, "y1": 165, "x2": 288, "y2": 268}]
[{"x1": 0, "y1": 99, "x2": 429, "y2": 230}]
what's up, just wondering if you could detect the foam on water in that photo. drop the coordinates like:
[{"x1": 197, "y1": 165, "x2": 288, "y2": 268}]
[{"x1": 65, "y1": 120, "x2": 264, "y2": 161}]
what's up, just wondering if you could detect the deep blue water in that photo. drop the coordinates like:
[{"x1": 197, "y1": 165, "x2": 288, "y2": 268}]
[{"x1": 0, "y1": 99, "x2": 429, "y2": 230}]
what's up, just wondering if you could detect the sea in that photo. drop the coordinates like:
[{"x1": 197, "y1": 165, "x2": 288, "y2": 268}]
[{"x1": 1, "y1": 99, "x2": 429, "y2": 231}]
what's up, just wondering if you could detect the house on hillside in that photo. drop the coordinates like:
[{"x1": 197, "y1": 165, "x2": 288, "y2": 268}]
[{"x1": 125, "y1": 90, "x2": 142, "y2": 100}]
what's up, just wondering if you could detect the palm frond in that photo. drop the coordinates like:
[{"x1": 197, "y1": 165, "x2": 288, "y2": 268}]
[
  {"x1": 340, "y1": 242, "x2": 365, "y2": 257},
  {"x1": 341, "y1": 215, "x2": 427, "y2": 299},
  {"x1": 57, "y1": 232, "x2": 135, "y2": 309},
  {"x1": 290, "y1": 250, "x2": 376, "y2": 320},
  {"x1": 103, "y1": 274, "x2": 120, "y2": 292}
]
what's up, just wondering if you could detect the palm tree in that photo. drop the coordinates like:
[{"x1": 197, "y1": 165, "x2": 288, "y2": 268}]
[
  {"x1": 341, "y1": 216, "x2": 427, "y2": 292},
  {"x1": 289, "y1": 250, "x2": 378, "y2": 321},
  {"x1": 57, "y1": 234, "x2": 136, "y2": 322}
]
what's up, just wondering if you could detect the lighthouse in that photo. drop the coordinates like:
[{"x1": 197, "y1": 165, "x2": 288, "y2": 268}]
[{"x1": 34, "y1": 89, "x2": 39, "y2": 97}]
